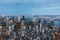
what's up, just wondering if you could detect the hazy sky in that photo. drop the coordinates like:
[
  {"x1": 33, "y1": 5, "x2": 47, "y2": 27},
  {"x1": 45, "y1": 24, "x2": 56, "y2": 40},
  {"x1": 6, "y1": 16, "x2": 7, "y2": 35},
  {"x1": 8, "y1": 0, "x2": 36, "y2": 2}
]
[{"x1": 0, "y1": 0, "x2": 60, "y2": 15}]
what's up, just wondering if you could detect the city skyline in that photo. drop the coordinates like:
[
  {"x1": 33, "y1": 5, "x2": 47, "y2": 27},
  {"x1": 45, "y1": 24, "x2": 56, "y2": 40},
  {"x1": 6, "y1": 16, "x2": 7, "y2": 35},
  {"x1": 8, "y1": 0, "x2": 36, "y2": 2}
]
[{"x1": 0, "y1": 0, "x2": 60, "y2": 15}]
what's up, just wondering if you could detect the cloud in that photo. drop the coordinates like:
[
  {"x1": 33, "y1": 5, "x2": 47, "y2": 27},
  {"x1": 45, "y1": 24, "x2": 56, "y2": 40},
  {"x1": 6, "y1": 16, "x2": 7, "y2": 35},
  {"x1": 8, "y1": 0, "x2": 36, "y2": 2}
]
[
  {"x1": 0, "y1": 0, "x2": 60, "y2": 4},
  {"x1": 0, "y1": 0, "x2": 60, "y2": 15}
]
